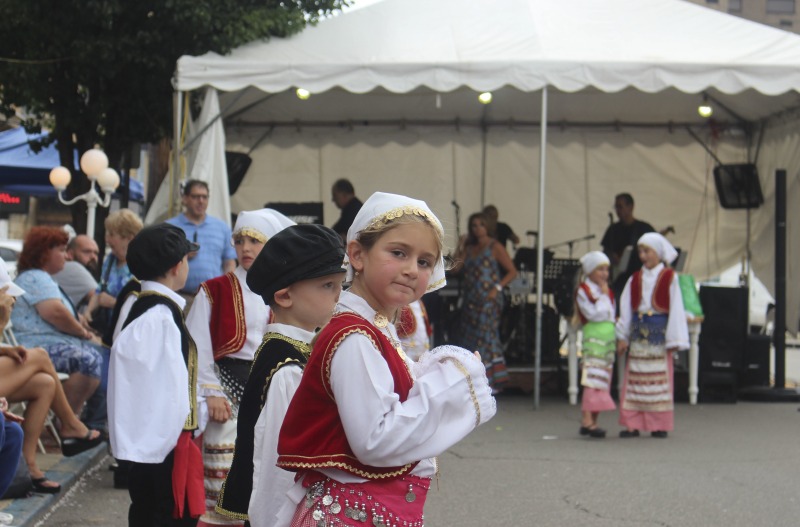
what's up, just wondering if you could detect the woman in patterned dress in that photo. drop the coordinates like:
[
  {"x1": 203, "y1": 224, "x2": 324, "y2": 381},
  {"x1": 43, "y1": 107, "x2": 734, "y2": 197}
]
[{"x1": 455, "y1": 212, "x2": 517, "y2": 392}]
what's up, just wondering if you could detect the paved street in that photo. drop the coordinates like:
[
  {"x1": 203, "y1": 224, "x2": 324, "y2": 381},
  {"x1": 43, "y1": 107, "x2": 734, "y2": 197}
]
[{"x1": 38, "y1": 393, "x2": 800, "y2": 527}]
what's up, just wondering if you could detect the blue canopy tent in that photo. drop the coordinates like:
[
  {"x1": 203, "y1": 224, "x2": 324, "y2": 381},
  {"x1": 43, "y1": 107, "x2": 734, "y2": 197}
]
[{"x1": 0, "y1": 127, "x2": 144, "y2": 201}]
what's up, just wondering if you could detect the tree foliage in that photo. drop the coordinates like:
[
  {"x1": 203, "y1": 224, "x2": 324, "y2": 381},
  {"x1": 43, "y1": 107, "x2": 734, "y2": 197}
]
[{"x1": 0, "y1": 0, "x2": 347, "y2": 233}]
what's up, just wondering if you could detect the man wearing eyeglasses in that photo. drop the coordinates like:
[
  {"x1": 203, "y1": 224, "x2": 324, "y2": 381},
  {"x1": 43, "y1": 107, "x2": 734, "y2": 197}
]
[{"x1": 167, "y1": 180, "x2": 237, "y2": 301}]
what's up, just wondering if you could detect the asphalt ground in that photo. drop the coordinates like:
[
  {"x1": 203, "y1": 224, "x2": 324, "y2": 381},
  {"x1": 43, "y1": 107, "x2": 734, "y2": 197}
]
[{"x1": 424, "y1": 393, "x2": 800, "y2": 527}]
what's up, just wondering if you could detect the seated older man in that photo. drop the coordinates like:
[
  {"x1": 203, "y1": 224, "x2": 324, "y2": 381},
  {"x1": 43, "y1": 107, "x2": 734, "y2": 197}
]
[{"x1": 53, "y1": 234, "x2": 99, "y2": 311}]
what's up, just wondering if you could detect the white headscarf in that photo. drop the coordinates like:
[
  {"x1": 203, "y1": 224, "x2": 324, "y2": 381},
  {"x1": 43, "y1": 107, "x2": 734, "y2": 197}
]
[
  {"x1": 346, "y1": 192, "x2": 446, "y2": 292},
  {"x1": 580, "y1": 251, "x2": 610, "y2": 275},
  {"x1": 232, "y1": 208, "x2": 296, "y2": 244},
  {"x1": 637, "y1": 232, "x2": 678, "y2": 265}
]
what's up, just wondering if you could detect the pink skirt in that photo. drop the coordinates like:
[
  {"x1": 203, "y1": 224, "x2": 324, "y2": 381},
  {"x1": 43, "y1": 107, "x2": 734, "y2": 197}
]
[
  {"x1": 619, "y1": 353, "x2": 675, "y2": 432},
  {"x1": 581, "y1": 387, "x2": 616, "y2": 412},
  {"x1": 290, "y1": 472, "x2": 429, "y2": 527}
]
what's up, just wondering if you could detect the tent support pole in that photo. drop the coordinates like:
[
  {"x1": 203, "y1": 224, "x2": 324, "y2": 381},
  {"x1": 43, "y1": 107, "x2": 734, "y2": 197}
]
[
  {"x1": 534, "y1": 87, "x2": 548, "y2": 410},
  {"x1": 171, "y1": 89, "x2": 183, "y2": 217},
  {"x1": 480, "y1": 118, "x2": 488, "y2": 208}
]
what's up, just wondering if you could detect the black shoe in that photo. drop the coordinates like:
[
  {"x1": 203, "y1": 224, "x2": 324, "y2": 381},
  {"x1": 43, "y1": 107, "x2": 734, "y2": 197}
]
[
  {"x1": 588, "y1": 427, "x2": 606, "y2": 438},
  {"x1": 619, "y1": 429, "x2": 640, "y2": 438},
  {"x1": 651, "y1": 431, "x2": 668, "y2": 438},
  {"x1": 31, "y1": 477, "x2": 61, "y2": 494},
  {"x1": 61, "y1": 430, "x2": 105, "y2": 457},
  {"x1": 579, "y1": 426, "x2": 592, "y2": 436}
]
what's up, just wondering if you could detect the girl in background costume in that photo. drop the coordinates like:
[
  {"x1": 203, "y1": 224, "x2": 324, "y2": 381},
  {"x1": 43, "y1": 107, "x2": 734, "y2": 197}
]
[
  {"x1": 616, "y1": 233, "x2": 689, "y2": 439},
  {"x1": 275, "y1": 192, "x2": 497, "y2": 527},
  {"x1": 574, "y1": 251, "x2": 616, "y2": 439},
  {"x1": 394, "y1": 300, "x2": 432, "y2": 361},
  {"x1": 185, "y1": 209, "x2": 295, "y2": 524}
]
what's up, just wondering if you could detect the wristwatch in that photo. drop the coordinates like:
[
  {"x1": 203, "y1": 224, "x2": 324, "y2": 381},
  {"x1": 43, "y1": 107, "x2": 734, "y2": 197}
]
[{"x1": 494, "y1": 284, "x2": 503, "y2": 292}]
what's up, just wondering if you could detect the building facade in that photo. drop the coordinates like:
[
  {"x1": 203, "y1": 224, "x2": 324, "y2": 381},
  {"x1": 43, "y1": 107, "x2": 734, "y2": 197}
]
[{"x1": 687, "y1": 0, "x2": 799, "y2": 33}]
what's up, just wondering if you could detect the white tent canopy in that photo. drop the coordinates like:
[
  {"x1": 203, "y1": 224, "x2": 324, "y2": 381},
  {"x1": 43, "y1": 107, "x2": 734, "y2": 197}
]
[
  {"x1": 172, "y1": 0, "x2": 800, "y2": 396},
  {"x1": 177, "y1": 0, "x2": 800, "y2": 97}
]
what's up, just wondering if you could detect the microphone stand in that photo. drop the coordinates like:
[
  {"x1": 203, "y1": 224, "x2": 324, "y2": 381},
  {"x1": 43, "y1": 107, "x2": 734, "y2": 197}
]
[
  {"x1": 452, "y1": 201, "x2": 461, "y2": 240},
  {"x1": 545, "y1": 234, "x2": 596, "y2": 259}
]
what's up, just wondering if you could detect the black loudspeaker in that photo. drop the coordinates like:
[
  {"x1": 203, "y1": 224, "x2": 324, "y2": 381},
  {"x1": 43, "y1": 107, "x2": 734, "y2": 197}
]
[
  {"x1": 698, "y1": 286, "x2": 748, "y2": 402},
  {"x1": 699, "y1": 286, "x2": 748, "y2": 372},
  {"x1": 741, "y1": 334, "x2": 770, "y2": 387},
  {"x1": 713, "y1": 164, "x2": 764, "y2": 209},
  {"x1": 225, "y1": 151, "x2": 252, "y2": 195}
]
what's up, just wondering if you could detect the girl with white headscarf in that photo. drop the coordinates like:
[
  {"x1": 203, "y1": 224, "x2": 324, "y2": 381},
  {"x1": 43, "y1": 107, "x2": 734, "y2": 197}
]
[
  {"x1": 575, "y1": 251, "x2": 616, "y2": 439},
  {"x1": 274, "y1": 192, "x2": 496, "y2": 527},
  {"x1": 615, "y1": 233, "x2": 689, "y2": 439}
]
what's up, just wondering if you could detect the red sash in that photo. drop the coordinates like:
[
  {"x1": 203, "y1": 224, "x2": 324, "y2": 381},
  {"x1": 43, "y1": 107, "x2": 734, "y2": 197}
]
[
  {"x1": 629, "y1": 268, "x2": 673, "y2": 314},
  {"x1": 577, "y1": 283, "x2": 615, "y2": 325},
  {"x1": 172, "y1": 431, "x2": 205, "y2": 519},
  {"x1": 200, "y1": 273, "x2": 248, "y2": 360},
  {"x1": 277, "y1": 312, "x2": 417, "y2": 479}
]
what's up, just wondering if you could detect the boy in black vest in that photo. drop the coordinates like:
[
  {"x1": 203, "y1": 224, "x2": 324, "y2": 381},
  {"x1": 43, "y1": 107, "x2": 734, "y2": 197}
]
[
  {"x1": 216, "y1": 224, "x2": 345, "y2": 526},
  {"x1": 108, "y1": 223, "x2": 204, "y2": 526}
]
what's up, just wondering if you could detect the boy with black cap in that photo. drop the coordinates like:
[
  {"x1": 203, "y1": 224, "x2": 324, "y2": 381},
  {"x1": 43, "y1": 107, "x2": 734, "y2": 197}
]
[
  {"x1": 108, "y1": 223, "x2": 205, "y2": 526},
  {"x1": 216, "y1": 224, "x2": 345, "y2": 527}
]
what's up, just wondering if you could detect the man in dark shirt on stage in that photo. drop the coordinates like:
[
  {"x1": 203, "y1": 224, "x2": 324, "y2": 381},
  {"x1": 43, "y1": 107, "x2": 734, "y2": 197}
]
[
  {"x1": 601, "y1": 193, "x2": 654, "y2": 300},
  {"x1": 483, "y1": 204, "x2": 520, "y2": 250},
  {"x1": 331, "y1": 178, "x2": 363, "y2": 239}
]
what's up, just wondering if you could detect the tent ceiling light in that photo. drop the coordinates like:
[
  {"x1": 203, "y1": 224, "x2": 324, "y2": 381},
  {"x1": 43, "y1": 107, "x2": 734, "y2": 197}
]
[
  {"x1": 698, "y1": 95, "x2": 713, "y2": 118},
  {"x1": 478, "y1": 92, "x2": 493, "y2": 104},
  {"x1": 296, "y1": 88, "x2": 311, "y2": 100}
]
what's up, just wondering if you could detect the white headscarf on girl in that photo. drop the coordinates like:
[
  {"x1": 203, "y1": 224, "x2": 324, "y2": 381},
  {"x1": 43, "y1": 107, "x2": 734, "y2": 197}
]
[
  {"x1": 579, "y1": 251, "x2": 610, "y2": 275},
  {"x1": 637, "y1": 232, "x2": 678, "y2": 265},
  {"x1": 232, "y1": 208, "x2": 296, "y2": 244},
  {"x1": 345, "y1": 192, "x2": 447, "y2": 292}
]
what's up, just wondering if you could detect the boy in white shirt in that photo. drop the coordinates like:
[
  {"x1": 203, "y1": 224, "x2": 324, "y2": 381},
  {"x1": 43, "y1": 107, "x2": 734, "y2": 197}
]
[{"x1": 109, "y1": 223, "x2": 204, "y2": 526}]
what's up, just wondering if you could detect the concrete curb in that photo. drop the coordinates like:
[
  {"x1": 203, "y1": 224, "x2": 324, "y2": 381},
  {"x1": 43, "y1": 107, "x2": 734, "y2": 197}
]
[{"x1": 5, "y1": 442, "x2": 107, "y2": 527}]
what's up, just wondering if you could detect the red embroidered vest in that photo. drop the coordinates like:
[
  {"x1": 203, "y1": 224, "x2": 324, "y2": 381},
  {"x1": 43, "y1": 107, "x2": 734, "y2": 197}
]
[
  {"x1": 629, "y1": 268, "x2": 674, "y2": 314},
  {"x1": 577, "y1": 283, "x2": 615, "y2": 325},
  {"x1": 277, "y1": 312, "x2": 418, "y2": 479},
  {"x1": 200, "y1": 273, "x2": 248, "y2": 360}
]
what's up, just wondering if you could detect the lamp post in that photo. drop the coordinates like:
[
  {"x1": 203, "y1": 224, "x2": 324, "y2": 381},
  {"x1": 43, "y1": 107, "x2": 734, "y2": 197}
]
[{"x1": 49, "y1": 149, "x2": 120, "y2": 239}]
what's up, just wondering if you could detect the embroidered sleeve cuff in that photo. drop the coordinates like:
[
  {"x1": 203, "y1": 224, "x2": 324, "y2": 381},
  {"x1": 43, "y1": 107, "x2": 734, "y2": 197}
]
[
  {"x1": 414, "y1": 345, "x2": 497, "y2": 427},
  {"x1": 199, "y1": 385, "x2": 225, "y2": 399}
]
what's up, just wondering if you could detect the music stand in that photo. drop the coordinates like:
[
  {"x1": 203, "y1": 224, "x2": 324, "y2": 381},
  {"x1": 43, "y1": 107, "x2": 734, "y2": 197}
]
[{"x1": 514, "y1": 248, "x2": 553, "y2": 272}]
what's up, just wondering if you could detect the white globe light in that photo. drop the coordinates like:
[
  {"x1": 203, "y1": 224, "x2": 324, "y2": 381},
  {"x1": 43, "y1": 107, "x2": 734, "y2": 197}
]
[
  {"x1": 96, "y1": 167, "x2": 120, "y2": 192},
  {"x1": 80, "y1": 149, "x2": 109, "y2": 179},
  {"x1": 296, "y1": 88, "x2": 311, "y2": 100},
  {"x1": 49, "y1": 166, "x2": 72, "y2": 190},
  {"x1": 478, "y1": 92, "x2": 493, "y2": 105},
  {"x1": 698, "y1": 104, "x2": 713, "y2": 118}
]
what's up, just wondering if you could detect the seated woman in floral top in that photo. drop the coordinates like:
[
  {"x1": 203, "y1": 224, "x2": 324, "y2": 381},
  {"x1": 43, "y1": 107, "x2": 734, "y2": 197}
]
[{"x1": 11, "y1": 227, "x2": 105, "y2": 419}]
